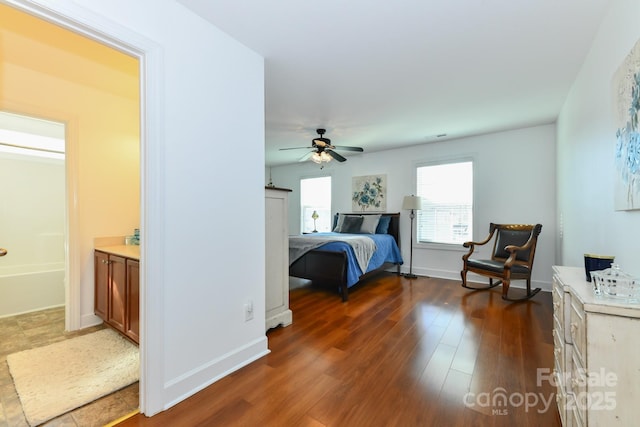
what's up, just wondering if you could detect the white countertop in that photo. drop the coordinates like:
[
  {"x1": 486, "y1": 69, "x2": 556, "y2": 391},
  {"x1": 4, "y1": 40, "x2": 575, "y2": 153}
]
[
  {"x1": 553, "y1": 265, "x2": 640, "y2": 318},
  {"x1": 95, "y1": 245, "x2": 140, "y2": 260}
]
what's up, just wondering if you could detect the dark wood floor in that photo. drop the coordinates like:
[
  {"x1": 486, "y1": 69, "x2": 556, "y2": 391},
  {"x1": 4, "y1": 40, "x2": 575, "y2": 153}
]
[{"x1": 118, "y1": 274, "x2": 560, "y2": 427}]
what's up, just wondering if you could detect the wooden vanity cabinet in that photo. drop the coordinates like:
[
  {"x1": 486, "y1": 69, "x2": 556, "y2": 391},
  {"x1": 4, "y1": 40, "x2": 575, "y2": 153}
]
[
  {"x1": 108, "y1": 254, "x2": 127, "y2": 332},
  {"x1": 94, "y1": 250, "x2": 110, "y2": 320},
  {"x1": 125, "y1": 259, "x2": 140, "y2": 343},
  {"x1": 94, "y1": 250, "x2": 139, "y2": 344}
]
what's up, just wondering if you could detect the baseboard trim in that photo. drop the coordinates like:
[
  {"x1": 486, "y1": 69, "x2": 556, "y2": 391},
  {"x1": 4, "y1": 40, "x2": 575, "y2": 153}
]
[
  {"x1": 405, "y1": 267, "x2": 552, "y2": 293},
  {"x1": 163, "y1": 336, "x2": 269, "y2": 411}
]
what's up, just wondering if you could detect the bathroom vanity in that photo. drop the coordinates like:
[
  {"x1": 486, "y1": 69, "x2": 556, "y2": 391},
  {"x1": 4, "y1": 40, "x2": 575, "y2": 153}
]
[{"x1": 94, "y1": 245, "x2": 139, "y2": 344}]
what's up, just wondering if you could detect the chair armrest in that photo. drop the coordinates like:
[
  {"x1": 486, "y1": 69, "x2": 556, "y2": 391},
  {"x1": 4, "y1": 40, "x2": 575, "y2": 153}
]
[
  {"x1": 503, "y1": 233, "x2": 537, "y2": 267},
  {"x1": 463, "y1": 235, "x2": 492, "y2": 248},
  {"x1": 462, "y1": 227, "x2": 497, "y2": 261}
]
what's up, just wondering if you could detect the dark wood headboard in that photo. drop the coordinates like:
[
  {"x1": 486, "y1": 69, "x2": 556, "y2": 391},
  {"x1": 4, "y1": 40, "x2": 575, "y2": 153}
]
[{"x1": 337, "y1": 212, "x2": 401, "y2": 247}]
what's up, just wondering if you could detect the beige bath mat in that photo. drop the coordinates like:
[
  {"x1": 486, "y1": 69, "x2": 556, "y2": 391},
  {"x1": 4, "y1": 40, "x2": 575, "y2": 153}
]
[{"x1": 6, "y1": 328, "x2": 139, "y2": 426}]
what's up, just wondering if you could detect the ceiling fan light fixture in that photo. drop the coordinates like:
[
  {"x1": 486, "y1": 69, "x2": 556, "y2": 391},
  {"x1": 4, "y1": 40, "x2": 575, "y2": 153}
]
[
  {"x1": 280, "y1": 128, "x2": 361, "y2": 165},
  {"x1": 311, "y1": 151, "x2": 332, "y2": 164}
]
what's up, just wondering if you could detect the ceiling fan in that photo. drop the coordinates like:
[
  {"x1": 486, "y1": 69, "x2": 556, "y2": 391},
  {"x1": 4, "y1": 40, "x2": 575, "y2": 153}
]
[{"x1": 279, "y1": 128, "x2": 364, "y2": 165}]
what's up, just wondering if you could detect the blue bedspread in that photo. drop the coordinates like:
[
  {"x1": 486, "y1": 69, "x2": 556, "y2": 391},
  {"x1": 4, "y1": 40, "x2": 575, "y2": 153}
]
[{"x1": 307, "y1": 232, "x2": 403, "y2": 288}]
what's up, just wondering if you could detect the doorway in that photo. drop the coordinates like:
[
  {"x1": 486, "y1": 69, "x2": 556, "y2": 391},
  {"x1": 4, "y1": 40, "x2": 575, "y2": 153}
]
[
  {"x1": 0, "y1": 1, "x2": 144, "y2": 422},
  {"x1": 0, "y1": 2, "x2": 141, "y2": 330},
  {"x1": 0, "y1": 111, "x2": 66, "y2": 318}
]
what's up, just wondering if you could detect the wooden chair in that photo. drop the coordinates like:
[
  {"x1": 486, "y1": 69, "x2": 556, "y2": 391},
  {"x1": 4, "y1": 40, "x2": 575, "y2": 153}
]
[{"x1": 461, "y1": 223, "x2": 542, "y2": 301}]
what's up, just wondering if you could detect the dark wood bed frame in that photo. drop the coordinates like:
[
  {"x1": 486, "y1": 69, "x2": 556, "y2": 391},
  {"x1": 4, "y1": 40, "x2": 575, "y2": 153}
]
[{"x1": 289, "y1": 212, "x2": 402, "y2": 301}]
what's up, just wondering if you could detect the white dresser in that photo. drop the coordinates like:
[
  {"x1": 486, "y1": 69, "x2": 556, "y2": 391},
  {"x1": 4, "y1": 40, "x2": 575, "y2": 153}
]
[
  {"x1": 552, "y1": 266, "x2": 640, "y2": 426},
  {"x1": 265, "y1": 187, "x2": 293, "y2": 330}
]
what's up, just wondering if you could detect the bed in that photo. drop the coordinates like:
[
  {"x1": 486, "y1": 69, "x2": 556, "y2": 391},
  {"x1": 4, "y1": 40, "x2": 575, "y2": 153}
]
[{"x1": 289, "y1": 212, "x2": 403, "y2": 301}]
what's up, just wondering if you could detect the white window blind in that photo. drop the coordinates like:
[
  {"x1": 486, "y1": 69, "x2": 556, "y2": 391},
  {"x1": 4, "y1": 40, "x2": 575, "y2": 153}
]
[
  {"x1": 300, "y1": 176, "x2": 332, "y2": 233},
  {"x1": 416, "y1": 161, "x2": 473, "y2": 244}
]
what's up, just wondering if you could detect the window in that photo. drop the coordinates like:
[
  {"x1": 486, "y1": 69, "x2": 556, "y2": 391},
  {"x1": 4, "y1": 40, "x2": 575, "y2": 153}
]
[
  {"x1": 416, "y1": 160, "x2": 473, "y2": 244},
  {"x1": 300, "y1": 176, "x2": 331, "y2": 233}
]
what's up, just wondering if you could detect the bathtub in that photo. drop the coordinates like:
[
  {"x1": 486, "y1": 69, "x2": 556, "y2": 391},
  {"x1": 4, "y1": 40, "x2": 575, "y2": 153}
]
[{"x1": 0, "y1": 262, "x2": 65, "y2": 318}]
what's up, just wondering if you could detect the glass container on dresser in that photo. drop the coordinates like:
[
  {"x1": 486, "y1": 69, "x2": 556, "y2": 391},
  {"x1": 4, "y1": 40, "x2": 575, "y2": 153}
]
[{"x1": 552, "y1": 266, "x2": 640, "y2": 426}]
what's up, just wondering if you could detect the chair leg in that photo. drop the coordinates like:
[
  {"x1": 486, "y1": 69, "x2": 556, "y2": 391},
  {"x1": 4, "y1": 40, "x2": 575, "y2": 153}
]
[
  {"x1": 501, "y1": 278, "x2": 541, "y2": 301},
  {"x1": 502, "y1": 279, "x2": 511, "y2": 299},
  {"x1": 461, "y1": 270, "x2": 501, "y2": 291}
]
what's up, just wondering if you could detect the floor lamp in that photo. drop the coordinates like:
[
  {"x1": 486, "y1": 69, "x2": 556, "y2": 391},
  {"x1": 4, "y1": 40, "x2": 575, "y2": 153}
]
[{"x1": 402, "y1": 195, "x2": 422, "y2": 279}]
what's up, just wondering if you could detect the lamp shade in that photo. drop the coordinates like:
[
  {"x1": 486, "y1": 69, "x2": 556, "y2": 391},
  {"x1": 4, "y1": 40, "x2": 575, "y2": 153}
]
[
  {"x1": 311, "y1": 151, "x2": 332, "y2": 164},
  {"x1": 402, "y1": 195, "x2": 422, "y2": 210}
]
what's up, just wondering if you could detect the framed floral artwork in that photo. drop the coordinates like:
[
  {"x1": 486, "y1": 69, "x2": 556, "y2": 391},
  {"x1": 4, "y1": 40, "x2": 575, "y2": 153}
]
[
  {"x1": 612, "y1": 38, "x2": 640, "y2": 210},
  {"x1": 352, "y1": 174, "x2": 386, "y2": 211}
]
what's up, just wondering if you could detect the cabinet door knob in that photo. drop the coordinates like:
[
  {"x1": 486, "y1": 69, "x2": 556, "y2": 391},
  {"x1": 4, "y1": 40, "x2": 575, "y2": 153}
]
[{"x1": 0, "y1": 248, "x2": 7, "y2": 256}]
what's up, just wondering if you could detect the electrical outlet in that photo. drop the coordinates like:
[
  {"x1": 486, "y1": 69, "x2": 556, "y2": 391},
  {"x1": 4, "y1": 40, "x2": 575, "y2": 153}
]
[{"x1": 244, "y1": 300, "x2": 254, "y2": 321}]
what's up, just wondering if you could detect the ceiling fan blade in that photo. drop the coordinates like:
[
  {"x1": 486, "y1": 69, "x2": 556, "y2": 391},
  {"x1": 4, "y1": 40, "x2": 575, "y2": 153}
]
[
  {"x1": 280, "y1": 146, "x2": 312, "y2": 151},
  {"x1": 327, "y1": 150, "x2": 346, "y2": 162},
  {"x1": 298, "y1": 151, "x2": 314, "y2": 162},
  {"x1": 333, "y1": 145, "x2": 364, "y2": 152}
]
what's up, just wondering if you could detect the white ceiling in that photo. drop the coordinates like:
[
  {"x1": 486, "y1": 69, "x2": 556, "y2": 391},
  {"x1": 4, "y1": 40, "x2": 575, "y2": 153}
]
[{"x1": 177, "y1": 0, "x2": 611, "y2": 166}]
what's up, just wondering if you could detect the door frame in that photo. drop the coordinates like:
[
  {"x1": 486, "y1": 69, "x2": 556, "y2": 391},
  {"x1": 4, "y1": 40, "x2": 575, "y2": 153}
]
[{"x1": 2, "y1": 0, "x2": 166, "y2": 415}]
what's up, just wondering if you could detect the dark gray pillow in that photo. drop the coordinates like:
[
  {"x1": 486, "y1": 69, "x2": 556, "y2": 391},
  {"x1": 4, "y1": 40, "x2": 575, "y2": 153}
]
[
  {"x1": 333, "y1": 214, "x2": 357, "y2": 232},
  {"x1": 341, "y1": 216, "x2": 364, "y2": 233}
]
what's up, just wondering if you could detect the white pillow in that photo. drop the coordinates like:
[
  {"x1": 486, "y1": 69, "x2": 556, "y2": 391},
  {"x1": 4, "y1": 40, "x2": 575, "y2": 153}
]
[{"x1": 360, "y1": 214, "x2": 381, "y2": 234}]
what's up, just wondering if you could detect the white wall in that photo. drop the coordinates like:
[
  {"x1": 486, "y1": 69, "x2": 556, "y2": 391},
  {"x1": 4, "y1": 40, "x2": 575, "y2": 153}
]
[
  {"x1": 271, "y1": 124, "x2": 557, "y2": 291},
  {"x1": 557, "y1": 0, "x2": 640, "y2": 276},
  {"x1": 22, "y1": 0, "x2": 267, "y2": 416}
]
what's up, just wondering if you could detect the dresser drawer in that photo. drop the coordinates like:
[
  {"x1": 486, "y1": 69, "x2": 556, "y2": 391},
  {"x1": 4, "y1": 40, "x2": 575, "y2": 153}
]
[
  {"x1": 552, "y1": 278, "x2": 564, "y2": 328},
  {"x1": 554, "y1": 275, "x2": 574, "y2": 343},
  {"x1": 569, "y1": 296, "x2": 586, "y2": 364},
  {"x1": 553, "y1": 327, "x2": 565, "y2": 377},
  {"x1": 570, "y1": 351, "x2": 587, "y2": 427},
  {"x1": 571, "y1": 406, "x2": 585, "y2": 427},
  {"x1": 555, "y1": 386, "x2": 567, "y2": 427}
]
